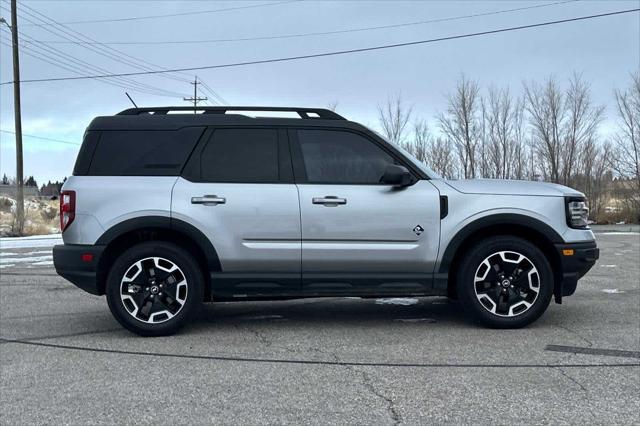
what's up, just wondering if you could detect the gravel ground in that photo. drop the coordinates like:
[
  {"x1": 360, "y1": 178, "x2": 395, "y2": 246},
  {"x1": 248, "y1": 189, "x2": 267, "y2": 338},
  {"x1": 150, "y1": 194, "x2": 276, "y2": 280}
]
[{"x1": 0, "y1": 232, "x2": 638, "y2": 425}]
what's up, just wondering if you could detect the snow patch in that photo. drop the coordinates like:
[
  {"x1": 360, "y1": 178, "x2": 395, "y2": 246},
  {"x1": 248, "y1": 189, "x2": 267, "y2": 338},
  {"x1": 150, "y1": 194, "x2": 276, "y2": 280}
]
[
  {"x1": 0, "y1": 264, "x2": 14, "y2": 269},
  {"x1": 32, "y1": 260, "x2": 54, "y2": 266},
  {"x1": 600, "y1": 264, "x2": 618, "y2": 268},
  {"x1": 375, "y1": 298, "x2": 419, "y2": 306},
  {"x1": 0, "y1": 255, "x2": 52, "y2": 265},
  {"x1": 0, "y1": 234, "x2": 62, "y2": 249},
  {"x1": 1, "y1": 250, "x2": 51, "y2": 257},
  {"x1": 602, "y1": 289, "x2": 625, "y2": 294},
  {"x1": 599, "y1": 232, "x2": 640, "y2": 235}
]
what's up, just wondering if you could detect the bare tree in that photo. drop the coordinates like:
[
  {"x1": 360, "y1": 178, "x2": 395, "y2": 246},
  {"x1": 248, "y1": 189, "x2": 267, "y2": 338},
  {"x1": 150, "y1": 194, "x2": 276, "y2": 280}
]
[
  {"x1": 524, "y1": 74, "x2": 603, "y2": 186},
  {"x1": 611, "y1": 72, "x2": 640, "y2": 217},
  {"x1": 400, "y1": 119, "x2": 457, "y2": 178},
  {"x1": 377, "y1": 94, "x2": 412, "y2": 147},
  {"x1": 562, "y1": 74, "x2": 605, "y2": 187},
  {"x1": 428, "y1": 137, "x2": 457, "y2": 178},
  {"x1": 438, "y1": 75, "x2": 481, "y2": 178},
  {"x1": 409, "y1": 119, "x2": 430, "y2": 163},
  {"x1": 486, "y1": 86, "x2": 520, "y2": 179},
  {"x1": 511, "y1": 98, "x2": 529, "y2": 180},
  {"x1": 524, "y1": 77, "x2": 565, "y2": 183},
  {"x1": 326, "y1": 101, "x2": 339, "y2": 112},
  {"x1": 580, "y1": 139, "x2": 612, "y2": 222}
]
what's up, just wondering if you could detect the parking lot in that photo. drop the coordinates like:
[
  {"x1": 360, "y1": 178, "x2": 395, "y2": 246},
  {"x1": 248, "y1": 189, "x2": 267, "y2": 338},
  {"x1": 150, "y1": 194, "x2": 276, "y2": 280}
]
[{"x1": 1, "y1": 231, "x2": 639, "y2": 425}]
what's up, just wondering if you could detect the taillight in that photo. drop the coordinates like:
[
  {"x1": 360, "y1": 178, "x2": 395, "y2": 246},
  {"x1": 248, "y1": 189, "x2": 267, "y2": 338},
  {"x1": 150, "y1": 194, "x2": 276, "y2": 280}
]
[{"x1": 60, "y1": 190, "x2": 76, "y2": 232}]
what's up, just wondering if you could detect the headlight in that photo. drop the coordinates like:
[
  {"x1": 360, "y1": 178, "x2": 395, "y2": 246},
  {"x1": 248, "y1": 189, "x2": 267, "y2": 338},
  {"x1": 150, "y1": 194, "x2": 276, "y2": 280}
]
[{"x1": 566, "y1": 197, "x2": 589, "y2": 229}]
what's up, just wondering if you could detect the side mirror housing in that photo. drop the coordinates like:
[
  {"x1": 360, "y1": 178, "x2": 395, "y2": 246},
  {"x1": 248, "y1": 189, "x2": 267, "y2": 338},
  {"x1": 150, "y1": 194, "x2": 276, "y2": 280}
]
[{"x1": 381, "y1": 164, "x2": 413, "y2": 187}]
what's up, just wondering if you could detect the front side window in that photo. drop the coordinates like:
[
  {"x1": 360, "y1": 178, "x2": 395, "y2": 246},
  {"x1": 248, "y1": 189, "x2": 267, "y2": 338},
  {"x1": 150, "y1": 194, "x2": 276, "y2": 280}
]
[
  {"x1": 200, "y1": 129, "x2": 279, "y2": 183},
  {"x1": 297, "y1": 129, "x2": 395, "y2": 184}
]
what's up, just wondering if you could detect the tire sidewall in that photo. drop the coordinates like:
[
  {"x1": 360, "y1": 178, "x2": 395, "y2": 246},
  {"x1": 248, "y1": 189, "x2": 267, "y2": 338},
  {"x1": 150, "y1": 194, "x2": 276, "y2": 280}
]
[
  {"x1": 106, "y1": 241, "x2": 204, "y2": 336},
  {"x1": 457, "y1": 236, "x2": 553, "y2": 328}
]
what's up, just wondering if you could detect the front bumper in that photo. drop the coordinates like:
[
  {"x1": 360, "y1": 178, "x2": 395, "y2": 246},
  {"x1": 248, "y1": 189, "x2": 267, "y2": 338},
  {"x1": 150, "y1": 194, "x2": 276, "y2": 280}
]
[
  {"x1": 553, "y1": 240, "x2": 599, "y2": 302},
  {"x1": 53, "y1": 244, "x2": 105, "y2": 295}
]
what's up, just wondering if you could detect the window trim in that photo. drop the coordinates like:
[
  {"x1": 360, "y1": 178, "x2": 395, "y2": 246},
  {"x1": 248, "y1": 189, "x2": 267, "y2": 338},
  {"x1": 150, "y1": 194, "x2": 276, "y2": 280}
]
[
  {"x1": 288, "y1": 127, "x2": 419, "y2": 186},
  {"x1": 181, "y1": 126, "x2": 294, "y2": 184}
]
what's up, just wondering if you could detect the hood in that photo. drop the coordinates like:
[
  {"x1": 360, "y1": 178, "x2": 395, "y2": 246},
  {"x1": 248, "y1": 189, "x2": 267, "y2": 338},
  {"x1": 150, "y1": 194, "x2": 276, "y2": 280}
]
[{"x1": 443, "y1": 179, "x2": 584, "y2": 197}]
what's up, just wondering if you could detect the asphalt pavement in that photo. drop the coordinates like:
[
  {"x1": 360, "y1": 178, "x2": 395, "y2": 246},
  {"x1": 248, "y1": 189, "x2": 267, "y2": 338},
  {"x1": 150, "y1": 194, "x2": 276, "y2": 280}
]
[{"x1": 0, "y1": 231, "x2": 638, "y2": 425}]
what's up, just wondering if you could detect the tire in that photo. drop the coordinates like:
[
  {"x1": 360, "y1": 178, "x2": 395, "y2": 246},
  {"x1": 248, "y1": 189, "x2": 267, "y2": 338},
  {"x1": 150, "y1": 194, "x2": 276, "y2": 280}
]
[
  {"x1": 456, "y1": 236, "x2": 553, "y2": 328},
  {"x1": 106, "y1": 241, "x2": 204, "y2": 336}
]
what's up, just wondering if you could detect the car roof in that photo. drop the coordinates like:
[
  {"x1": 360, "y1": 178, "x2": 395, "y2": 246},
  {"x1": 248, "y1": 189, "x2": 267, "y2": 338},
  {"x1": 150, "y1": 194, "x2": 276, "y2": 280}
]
[{"x1": 87, "y1": 106, "x2": 361, "y2": 131}]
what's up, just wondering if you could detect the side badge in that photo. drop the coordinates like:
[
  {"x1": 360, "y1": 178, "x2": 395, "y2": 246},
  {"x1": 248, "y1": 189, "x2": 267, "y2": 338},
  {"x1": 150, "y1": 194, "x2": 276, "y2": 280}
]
[{"x1": 413, "y1": 225, "x2": 424, "y2": 236}]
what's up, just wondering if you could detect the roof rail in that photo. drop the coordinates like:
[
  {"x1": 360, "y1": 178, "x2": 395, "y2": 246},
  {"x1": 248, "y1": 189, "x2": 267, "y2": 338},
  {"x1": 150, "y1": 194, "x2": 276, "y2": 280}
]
[{"x1": 116, "y1": 106, "x2": 345, "y2": 120}]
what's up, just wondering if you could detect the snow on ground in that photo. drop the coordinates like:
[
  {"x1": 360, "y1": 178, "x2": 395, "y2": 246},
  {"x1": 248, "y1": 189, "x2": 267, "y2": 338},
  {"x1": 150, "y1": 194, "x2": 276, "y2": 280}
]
[
  {"x1": 0, "y1": 234, "x2": 59, "y2": 268},
  {"x1": 0, "y1": 234, "x2": 62, "y2": 249},
  {"x1": 0, "y1": 255, "x2": 53, "y2": 265}
]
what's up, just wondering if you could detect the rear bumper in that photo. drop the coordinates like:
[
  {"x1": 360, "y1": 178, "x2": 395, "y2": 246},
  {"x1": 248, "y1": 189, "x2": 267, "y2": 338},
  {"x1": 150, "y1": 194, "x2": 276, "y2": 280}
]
[
  {"x1": 554, "y1": 241, "x2": 599, "y2": 300},
  {"x1": 53, "y1": 244, "x2": 105, "y2": 295}
]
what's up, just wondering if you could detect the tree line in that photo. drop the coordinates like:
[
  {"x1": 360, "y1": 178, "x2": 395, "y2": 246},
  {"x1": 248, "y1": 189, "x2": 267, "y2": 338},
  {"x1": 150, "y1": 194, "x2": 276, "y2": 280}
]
[{"x1": 377, "y1": 72, "x2": 640, "y2": 223}]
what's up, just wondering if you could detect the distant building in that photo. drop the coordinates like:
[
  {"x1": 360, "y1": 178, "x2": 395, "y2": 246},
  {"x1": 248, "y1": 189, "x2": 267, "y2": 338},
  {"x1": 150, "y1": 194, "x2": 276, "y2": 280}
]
[{"x1": 0, "y1": 184, "x2": 39, "y2": 198}]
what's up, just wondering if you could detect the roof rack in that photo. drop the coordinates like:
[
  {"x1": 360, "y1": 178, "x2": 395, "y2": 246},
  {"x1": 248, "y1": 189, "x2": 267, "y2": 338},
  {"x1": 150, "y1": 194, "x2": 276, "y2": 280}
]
[{"x1": 116, "y1": 106, "x2": 345, "y2": 120}]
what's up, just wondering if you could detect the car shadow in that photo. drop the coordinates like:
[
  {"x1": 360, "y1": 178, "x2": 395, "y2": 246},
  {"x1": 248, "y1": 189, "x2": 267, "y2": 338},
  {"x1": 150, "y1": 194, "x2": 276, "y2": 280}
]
[{"x1": 188, "y1": 296, "x2": 472, "y2": 330}]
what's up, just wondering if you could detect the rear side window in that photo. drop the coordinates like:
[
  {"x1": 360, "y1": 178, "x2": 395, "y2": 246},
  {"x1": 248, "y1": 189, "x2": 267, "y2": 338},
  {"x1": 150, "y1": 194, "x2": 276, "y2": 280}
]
[
  {"x1": 86, "y1": 127, "x2": 204, "y2": 176},
  {"x1": 297, "y1": 129, "x2": 395, "y2": 184},
  {"x1": 199, "y1": 129, "x2": 280, "y2": 183},
  {"x1": 73, "y1": 131, "x2": 100, "y2": 175}
]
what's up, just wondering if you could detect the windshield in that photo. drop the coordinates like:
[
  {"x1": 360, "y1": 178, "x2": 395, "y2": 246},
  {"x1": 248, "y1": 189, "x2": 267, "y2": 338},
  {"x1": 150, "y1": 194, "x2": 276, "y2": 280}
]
[{"x1": 365, "y1": 126, "x2": 442, "y2": 179}]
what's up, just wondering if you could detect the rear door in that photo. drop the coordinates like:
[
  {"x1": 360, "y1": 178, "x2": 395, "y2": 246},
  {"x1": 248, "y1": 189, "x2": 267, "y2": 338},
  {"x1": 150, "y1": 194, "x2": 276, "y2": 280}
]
[
  {"x1": 291, "y1": 128, "x2": 441, "y2": 295},
  {"x1": 171, "y1": 127, "x2": 301, "y2": 297}
]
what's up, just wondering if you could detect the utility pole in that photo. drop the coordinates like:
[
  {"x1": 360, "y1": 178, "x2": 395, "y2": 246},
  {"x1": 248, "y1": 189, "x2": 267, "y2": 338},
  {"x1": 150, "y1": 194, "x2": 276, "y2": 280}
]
[
  {"x1": 6, "y1": 0, "x2": 24, "y2": 234},
  {"x1": 183, "y1": 76, "x2": 207, "y2": 113}
]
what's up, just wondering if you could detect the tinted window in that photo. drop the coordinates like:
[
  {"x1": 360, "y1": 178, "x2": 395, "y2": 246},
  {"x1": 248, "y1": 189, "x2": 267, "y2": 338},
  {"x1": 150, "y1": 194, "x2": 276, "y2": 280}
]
[
  {"x1": 87, "y1": 127, "x2": 204, "y2": 176},
  {"x1": 200, "y1": 129, "x2": 279, "y2": 182},
  {"x1": 73, "y1": 131, "x2": 99, "y2": 176},
  {"x1": 297, "y1": 130, "x2": 395, "y2": 184}
]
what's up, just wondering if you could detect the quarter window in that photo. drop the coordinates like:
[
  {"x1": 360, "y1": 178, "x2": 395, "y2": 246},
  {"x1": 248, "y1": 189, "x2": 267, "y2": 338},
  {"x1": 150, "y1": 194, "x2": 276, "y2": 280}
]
[
  {"x1": 297, "y1": 130, "x2": 395, "y2": 184},
  {"x1": 87, "y1": 128, "x2": 203, "y2": 176},
  {"x1": 200, "y1": 129, "x2": 279, "y2": 182}
]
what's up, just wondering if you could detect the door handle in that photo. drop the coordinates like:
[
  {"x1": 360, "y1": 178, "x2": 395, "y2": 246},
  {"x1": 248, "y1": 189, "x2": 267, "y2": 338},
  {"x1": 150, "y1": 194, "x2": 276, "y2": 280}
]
[
  {"x1": 191, "y1": 195, "x2": 226, "y2": 205},
  {"x1": 312, "y1": 196, "x2": 347, "y2": 206}
]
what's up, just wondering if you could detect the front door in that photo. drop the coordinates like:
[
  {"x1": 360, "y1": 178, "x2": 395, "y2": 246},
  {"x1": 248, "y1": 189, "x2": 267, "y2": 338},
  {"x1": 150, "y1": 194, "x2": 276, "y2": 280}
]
[
  {"x1": 172, "y1": 127, "x2": 301, "y2": 297},
  {"x1": 291, "y1": 128, "x2": 441, "y2": 295}
]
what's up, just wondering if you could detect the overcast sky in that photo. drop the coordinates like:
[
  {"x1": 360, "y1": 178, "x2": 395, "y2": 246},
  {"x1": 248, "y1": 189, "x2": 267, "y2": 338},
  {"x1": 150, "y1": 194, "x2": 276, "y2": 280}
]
[{"x1": 0, "y1": 0, "x2": 638, "y2": 185}]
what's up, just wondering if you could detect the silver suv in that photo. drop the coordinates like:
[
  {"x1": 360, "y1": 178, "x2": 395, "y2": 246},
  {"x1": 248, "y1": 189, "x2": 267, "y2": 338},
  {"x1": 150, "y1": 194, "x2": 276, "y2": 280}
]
[{"x1": 53, "y1": 106, "x2": 599, "y2": 336}]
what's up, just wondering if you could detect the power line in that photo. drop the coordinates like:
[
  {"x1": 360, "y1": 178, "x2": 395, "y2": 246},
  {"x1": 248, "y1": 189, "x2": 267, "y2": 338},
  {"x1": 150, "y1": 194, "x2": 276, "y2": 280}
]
[
  {"x1": 29, "y1": 0, "x2": 579, "y2": 46},
  {"x1": 1, "y1": 8, "x2": 636, "y2": 86},
  {"x1": 0, "y1": 130, "x2": 80, "y2": 146},
  {"x1": 2, "y1": 2, "x2": 193, "y2": 85},
  {"x1": 199, "y1": 79, "x2": 229, "y2": 105},
  {"x1": 18, "y1": 0, "x2": 300, "y2": 26},
  {"x1": 0, "y1": 26, "x2": 188, "y2": 97},
  {"x1": 8, "y1": 2, "x2": 226, "y2": 100}
]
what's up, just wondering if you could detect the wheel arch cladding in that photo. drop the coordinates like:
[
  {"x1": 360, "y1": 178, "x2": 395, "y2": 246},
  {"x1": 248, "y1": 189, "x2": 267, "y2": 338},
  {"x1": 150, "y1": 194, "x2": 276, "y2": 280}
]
[
  {"x1": 441, "y1": 214, "x2": 562, "y2": 299},
  {"x1": 95, "y1": 216, "x2": 220, "y2": 296}
]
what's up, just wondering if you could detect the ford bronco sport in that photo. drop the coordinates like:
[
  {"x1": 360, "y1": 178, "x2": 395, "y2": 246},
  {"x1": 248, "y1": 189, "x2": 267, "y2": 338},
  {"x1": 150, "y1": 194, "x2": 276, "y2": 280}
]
[{"x1": 53, "y1": 106, "x2": 599, "y2": 336}]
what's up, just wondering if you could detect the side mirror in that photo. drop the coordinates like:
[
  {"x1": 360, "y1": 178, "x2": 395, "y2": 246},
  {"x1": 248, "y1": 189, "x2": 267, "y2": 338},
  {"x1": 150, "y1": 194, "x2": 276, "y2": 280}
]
[{"x1": 381, "y1": 164, "x2": 413, "y2": 187}]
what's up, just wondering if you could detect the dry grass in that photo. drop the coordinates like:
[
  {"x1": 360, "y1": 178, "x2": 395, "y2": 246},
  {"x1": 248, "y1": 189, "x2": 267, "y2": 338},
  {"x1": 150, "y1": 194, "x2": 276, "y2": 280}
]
[{"x1": 0, "y1": 196, "x2": 60, "y2": 237}]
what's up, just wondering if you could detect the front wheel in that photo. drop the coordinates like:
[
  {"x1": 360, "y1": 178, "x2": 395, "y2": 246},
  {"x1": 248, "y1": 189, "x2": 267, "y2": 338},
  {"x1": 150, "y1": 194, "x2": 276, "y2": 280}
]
[
  {"x1": 106, "y1": 241, "x2": 204, "y2": 336},
  {"x1": 456, "y1": 236, "x2": 553, "y2": 328}
]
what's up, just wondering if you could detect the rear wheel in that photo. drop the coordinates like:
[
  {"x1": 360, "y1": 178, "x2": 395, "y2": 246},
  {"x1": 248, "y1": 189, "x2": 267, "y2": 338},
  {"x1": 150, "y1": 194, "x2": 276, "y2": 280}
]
[
  {"x1": 456, "y1": 236, "x2": 553, "y2": 328},
  {"x1": 106, "y1": 241, "x2": 204, "y2": 336}
]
